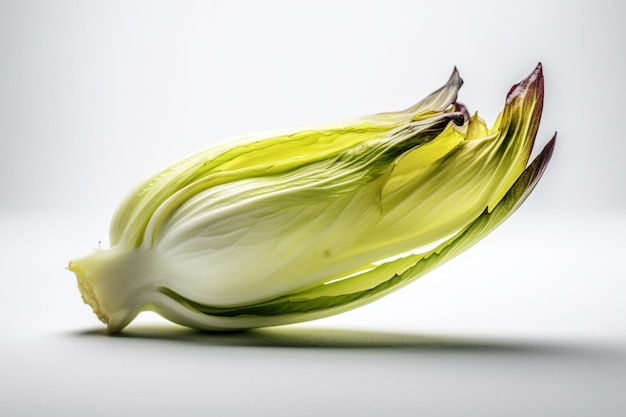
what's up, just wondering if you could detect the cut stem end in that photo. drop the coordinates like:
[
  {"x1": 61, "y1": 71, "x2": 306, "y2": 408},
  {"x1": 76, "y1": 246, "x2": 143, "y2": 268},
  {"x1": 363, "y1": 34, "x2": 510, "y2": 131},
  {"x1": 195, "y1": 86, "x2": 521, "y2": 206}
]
[{"x1": 68, "y1": 260, "x2": 110, "y2": 328}]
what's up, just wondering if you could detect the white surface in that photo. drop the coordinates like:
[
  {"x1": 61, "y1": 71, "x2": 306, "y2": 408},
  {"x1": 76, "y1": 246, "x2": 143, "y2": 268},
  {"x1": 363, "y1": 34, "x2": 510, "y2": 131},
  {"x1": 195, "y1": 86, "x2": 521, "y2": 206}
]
[
  {"x1": 1, "y1": 1, "x2": 625, "y2": 416},
  {"x1": 1, "y1": 0, "x2": 624, "y2": 213},
  {"x1": 1, "y1": 209, "x2": 625, "y2": 416}
]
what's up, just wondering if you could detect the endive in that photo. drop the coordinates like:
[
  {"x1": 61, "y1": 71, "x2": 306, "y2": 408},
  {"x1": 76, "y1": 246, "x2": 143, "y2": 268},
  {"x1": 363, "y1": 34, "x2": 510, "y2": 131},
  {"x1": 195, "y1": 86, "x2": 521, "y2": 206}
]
[{"x1": 69, "y1": 64, "x2": 555, "y2": 333}]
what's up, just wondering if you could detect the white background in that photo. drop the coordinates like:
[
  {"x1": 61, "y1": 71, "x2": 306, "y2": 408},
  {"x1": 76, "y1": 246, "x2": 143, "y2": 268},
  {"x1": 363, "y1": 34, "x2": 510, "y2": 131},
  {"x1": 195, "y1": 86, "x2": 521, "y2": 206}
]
[{"x1": 1, "y1": 1, "x2": 625, "y2": 416}]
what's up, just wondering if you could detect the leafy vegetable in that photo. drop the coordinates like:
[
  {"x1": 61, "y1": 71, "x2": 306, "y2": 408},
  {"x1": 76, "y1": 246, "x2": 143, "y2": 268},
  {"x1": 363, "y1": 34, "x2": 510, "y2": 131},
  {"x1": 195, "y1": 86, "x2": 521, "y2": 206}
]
[{"x1": 69, "y1": 64, "x2": 555, "y2": 333}]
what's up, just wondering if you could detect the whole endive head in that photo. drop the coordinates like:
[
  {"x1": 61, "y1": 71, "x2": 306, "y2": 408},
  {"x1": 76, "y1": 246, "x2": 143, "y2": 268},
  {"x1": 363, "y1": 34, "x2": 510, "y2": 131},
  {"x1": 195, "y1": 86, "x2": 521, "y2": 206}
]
[{"x1": 69, "y1": 64, "x2": 555, "y2": 333}]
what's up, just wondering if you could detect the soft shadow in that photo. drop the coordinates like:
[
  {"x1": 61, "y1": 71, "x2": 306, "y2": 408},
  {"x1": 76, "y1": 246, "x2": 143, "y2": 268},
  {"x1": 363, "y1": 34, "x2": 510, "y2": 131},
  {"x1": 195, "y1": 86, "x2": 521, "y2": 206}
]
[{"x1": 72, "y1": 324, "x2": 607, "y2": 357}]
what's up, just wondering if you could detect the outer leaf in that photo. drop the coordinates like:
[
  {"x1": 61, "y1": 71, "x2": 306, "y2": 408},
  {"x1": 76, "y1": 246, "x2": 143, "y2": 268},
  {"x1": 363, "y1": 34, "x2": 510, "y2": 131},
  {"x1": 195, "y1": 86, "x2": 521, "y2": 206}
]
[
  {"x1": 153, "y1": 136, "x2": 555, "y2": 330},
  {"x1": 109, "y1": 69, "x2": 464, "y2": 248}
]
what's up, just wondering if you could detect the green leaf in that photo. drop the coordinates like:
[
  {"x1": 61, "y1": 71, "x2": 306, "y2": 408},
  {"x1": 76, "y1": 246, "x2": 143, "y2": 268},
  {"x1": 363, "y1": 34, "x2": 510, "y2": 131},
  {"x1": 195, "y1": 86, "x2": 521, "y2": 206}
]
[{"x1": 158, "y1": 135, "x2": 555, "y2": 323}]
